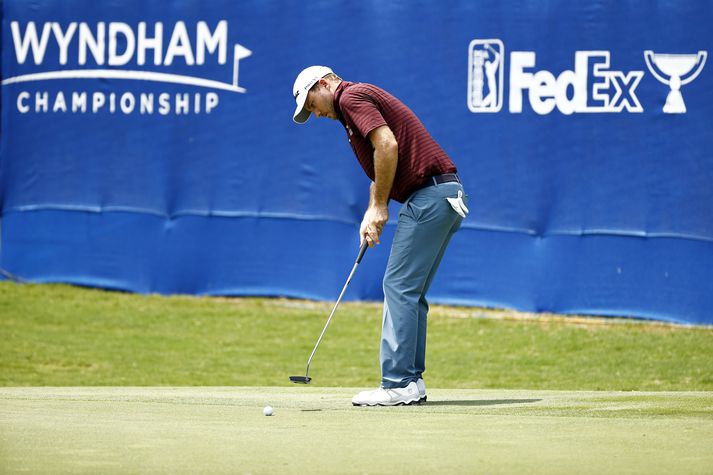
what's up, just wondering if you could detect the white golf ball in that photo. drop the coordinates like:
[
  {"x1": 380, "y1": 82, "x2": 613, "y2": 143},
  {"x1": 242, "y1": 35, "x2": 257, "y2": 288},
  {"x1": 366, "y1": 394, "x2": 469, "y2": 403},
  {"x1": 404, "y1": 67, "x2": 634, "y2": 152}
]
[{"x1": 263, "y1": 405, "x2": 274, "y2": 416}]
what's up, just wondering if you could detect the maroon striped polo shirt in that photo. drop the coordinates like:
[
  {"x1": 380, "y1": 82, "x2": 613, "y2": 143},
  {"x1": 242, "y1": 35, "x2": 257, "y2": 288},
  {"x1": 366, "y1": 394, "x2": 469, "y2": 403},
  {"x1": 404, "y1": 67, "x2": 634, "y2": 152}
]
[{"x1": 333, "y1": 81, "x2": 457, "y2": 203}]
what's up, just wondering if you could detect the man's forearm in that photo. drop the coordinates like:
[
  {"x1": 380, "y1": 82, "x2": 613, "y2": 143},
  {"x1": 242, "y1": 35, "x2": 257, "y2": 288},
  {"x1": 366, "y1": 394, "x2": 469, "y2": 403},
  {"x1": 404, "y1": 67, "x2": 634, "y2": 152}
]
[
  {"x1": 361, "y1": 125, "x2": 398, "y2": 246},
  {"x1": 370, "y1": 136, "x2": 398, "y2": 208}
]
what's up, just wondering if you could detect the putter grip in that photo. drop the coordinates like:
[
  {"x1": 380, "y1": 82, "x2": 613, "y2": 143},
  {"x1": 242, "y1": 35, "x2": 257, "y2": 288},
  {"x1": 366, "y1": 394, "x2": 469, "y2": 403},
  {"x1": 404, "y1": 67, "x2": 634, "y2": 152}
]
[{"x1": 356, "y1": 241, "x2": 368, "y2": 264}]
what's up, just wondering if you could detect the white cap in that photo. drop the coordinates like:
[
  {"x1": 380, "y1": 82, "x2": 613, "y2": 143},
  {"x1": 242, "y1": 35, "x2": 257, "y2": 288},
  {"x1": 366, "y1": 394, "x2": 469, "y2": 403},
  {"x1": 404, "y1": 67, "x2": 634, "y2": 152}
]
[{"x1": 292, "y1": 65, "x2": 333, "y2": 124}]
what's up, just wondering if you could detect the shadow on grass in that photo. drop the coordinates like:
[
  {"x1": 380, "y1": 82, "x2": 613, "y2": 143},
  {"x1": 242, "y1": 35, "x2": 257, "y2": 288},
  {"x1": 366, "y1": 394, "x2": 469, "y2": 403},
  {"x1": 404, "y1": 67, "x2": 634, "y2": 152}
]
[{"x1": 427, "y1": 399, "x2": 542, "y2": 406}]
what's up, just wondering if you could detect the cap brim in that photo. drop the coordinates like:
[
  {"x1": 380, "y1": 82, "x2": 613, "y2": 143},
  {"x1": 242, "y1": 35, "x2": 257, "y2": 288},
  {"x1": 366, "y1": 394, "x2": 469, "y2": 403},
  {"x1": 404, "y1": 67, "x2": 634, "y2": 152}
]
[{"x1": 293, "y1": 94, "x2": 311, "y2": 124}]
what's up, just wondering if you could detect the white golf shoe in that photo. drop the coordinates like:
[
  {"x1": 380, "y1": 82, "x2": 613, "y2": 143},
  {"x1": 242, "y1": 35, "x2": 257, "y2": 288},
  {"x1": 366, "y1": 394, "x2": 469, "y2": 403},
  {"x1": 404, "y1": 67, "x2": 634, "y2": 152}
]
[
  {"x1": 416, "y1": 378, "x2": 427, "y2": 402},
  {"x1": 352, "y1": 381, "x2": 421, "y2": 406}
]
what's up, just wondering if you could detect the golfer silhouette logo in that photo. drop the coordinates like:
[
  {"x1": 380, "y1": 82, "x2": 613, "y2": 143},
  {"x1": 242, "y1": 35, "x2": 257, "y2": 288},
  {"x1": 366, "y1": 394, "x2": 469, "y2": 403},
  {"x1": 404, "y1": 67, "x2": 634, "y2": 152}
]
[{"x1": 468, "y1": 39, "x2": 504, "y2": 113}]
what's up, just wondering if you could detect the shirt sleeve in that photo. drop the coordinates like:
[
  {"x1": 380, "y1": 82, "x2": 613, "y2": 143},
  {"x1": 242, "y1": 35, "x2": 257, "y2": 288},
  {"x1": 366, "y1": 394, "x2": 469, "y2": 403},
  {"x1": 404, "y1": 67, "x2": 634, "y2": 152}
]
[{"x1": 339, "y1": 89, "x2": 387, "y2": 139}]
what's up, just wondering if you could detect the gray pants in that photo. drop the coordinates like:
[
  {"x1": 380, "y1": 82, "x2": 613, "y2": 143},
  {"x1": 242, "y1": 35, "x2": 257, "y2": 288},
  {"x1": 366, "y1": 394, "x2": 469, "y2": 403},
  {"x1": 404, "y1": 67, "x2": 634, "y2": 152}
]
[{"x1": 380, "y1": 181, "x2": 465, "y2": 388}]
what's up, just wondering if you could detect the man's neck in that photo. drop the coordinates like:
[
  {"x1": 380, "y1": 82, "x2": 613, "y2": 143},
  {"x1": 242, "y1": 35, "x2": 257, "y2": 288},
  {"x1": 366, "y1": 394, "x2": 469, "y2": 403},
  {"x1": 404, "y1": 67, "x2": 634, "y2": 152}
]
[{"x1": 327, "y1": 79, "x2": 342, "y2": 94}]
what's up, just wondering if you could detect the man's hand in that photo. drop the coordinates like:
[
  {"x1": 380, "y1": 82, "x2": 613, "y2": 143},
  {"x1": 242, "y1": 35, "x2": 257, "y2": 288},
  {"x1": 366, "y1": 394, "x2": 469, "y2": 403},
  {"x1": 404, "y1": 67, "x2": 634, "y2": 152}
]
[{"x1": 360, "y1": 205, "x2": 389, "y2": 247}]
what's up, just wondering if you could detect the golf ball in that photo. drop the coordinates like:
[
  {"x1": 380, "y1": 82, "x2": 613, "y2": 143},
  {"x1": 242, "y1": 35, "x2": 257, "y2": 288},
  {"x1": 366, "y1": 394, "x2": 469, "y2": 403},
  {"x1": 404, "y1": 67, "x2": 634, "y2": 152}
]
[{"x1": 263, "y1": 405, "x2": 274, "y2": 416}]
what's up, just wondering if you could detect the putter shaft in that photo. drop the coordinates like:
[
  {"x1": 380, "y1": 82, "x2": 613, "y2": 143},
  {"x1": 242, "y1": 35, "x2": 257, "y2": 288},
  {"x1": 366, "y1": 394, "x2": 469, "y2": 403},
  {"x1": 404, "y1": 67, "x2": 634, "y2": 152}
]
[{"x1": 302, "y1": 242, "x2": 368, "y2": 380}]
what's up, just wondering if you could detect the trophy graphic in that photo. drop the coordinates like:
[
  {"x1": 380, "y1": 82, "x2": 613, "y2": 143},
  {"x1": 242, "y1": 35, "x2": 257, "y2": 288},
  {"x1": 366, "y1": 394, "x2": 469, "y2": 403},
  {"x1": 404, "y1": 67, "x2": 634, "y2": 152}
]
[{"x1": 644, "y1": 50, "x2": 707, "y2": 113}]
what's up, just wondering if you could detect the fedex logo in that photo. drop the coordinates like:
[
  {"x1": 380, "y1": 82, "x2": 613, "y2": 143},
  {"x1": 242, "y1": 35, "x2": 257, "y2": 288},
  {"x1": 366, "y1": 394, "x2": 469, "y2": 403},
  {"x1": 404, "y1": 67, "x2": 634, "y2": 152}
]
[
  {"x1": 509, "y1": 51, "x2": 643, "y2": 114},
  {"x1": 468, "y1": 40, "x2": 645, "y2": 115}
]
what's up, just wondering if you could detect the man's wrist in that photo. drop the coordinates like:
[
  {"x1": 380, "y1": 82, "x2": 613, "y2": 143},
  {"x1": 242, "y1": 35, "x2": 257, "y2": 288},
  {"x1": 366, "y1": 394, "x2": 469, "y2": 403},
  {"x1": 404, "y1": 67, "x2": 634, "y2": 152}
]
[{"x1": 369, "y1": 183, "x2": 389, "y2": 209}]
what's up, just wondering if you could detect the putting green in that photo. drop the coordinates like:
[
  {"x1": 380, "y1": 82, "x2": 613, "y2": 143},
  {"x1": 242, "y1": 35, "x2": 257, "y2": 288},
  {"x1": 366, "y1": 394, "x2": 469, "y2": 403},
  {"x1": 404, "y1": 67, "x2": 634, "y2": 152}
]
[{"x1": 1, "y1": 387, "x2": 711, "y2": 474}]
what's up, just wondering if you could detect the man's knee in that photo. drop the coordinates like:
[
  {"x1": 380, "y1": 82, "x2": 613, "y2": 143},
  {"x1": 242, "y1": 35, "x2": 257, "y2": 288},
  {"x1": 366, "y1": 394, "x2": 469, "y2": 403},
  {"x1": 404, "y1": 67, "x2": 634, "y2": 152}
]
[{"x1": 383, "y1": 274, "x2": 423, "y2": 303}]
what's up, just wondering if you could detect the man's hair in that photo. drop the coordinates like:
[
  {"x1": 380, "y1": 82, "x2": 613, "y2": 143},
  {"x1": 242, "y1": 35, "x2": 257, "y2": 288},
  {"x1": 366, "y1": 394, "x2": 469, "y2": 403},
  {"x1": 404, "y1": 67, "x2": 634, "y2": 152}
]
[
  {"x1": 323, "y1": 72, "x2": 341, "y2": 81},
  {"x1": 310, "y1": 72, "x2": 342, "y2": 92}
]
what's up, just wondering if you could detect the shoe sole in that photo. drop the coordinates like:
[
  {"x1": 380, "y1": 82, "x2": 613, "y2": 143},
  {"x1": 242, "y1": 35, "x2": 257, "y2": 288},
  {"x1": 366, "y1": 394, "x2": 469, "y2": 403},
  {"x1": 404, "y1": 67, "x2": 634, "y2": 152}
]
[{"x1": 352, "y1": 397, "x2": 425, "y2": 407}]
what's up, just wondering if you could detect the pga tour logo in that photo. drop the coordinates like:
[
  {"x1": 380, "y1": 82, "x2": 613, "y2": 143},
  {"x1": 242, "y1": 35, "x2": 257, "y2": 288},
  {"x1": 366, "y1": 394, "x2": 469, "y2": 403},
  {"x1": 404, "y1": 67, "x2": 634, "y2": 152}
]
[{"x1": 468, "y1": 39, "x2": 707, "y2": 115}]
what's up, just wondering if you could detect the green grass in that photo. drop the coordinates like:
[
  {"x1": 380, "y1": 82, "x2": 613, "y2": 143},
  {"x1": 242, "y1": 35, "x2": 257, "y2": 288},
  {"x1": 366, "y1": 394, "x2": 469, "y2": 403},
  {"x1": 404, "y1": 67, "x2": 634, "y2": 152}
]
[
  {"x1": 1, "y1": 282, "x2": 712, "y2": 390},
  {"x1": 1, "y1": 387, "x2": 712, "y2": 474},
  {"x1": 1, "y1": 283, "x2": 712, "y2": 473}
]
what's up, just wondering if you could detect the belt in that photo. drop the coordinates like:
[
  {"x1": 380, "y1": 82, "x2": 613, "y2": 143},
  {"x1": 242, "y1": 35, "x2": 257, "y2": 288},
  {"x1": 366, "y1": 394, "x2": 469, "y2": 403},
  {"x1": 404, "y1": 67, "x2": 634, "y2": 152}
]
[{"x1": 419, "y1": 173, "x2": 460, "y2": 189}]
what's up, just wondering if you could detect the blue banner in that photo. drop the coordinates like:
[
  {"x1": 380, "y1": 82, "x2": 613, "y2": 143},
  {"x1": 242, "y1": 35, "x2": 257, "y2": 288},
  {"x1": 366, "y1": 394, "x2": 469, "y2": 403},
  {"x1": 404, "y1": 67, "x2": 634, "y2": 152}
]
[{"x1": 2, "y1": 1, "x2": 712, "y2": 324}]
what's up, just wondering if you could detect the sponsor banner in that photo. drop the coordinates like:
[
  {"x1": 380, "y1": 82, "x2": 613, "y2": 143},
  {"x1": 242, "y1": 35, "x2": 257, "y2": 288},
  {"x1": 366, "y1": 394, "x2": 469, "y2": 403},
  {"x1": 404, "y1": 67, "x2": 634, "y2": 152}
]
[
  {"x1": 2, "y1": 1, "x2": 712, "y2": 324},
  {"x1": 5, "y1": 19, "x2": 251, "y2": 115},
  {"x1": 468, "y1": 40, "x2": 707, "y2": 115}
]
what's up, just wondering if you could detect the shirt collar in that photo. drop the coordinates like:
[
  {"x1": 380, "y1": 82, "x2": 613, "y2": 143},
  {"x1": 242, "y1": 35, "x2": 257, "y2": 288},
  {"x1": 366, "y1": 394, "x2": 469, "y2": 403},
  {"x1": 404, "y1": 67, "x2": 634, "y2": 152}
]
[{"x1": 332, "y1": 81, "x2": 353, "y2": 123}]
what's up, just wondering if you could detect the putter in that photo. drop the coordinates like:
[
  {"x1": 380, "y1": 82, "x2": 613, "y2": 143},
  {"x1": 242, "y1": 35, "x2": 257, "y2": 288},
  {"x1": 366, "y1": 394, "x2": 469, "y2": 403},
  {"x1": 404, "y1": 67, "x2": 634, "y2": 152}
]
[{"x1": 290, "y1": 240, "x2": 369, "y2": 384}]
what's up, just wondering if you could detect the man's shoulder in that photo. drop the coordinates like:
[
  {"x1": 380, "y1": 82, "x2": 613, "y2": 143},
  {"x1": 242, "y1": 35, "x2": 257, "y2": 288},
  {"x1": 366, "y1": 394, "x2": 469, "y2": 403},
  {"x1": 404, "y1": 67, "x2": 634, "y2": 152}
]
[
  {"x1": 345, "y1": 82, "x2": 380, "y2": 92},
  {"x1": 340, "y1": 82, "x2": 385, "y2": 102}
]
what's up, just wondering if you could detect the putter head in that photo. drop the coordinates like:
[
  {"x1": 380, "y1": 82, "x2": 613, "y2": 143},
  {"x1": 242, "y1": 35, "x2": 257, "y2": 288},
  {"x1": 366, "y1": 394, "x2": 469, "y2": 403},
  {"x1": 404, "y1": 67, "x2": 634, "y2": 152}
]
[{"x1": 289, "y1": 375, "x2": 312, "y2": 384}]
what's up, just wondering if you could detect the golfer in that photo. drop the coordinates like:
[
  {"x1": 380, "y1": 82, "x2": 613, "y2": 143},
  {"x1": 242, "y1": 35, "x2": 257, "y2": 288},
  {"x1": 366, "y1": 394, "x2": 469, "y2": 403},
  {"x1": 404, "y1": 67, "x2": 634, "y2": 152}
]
[{"x1": 292, "y1": 66, "x2": 468, "y2": 406}]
